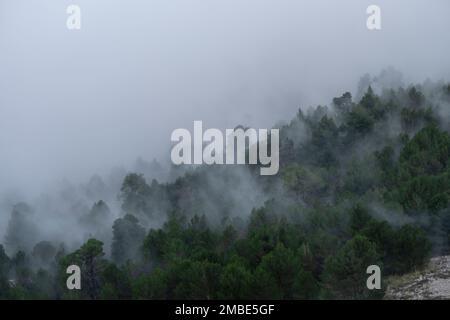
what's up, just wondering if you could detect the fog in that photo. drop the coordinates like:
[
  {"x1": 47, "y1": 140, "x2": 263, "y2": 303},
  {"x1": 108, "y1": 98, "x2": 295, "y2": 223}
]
[{"x1": 0, "y1": 0, "x2": 450, "y2": 221}]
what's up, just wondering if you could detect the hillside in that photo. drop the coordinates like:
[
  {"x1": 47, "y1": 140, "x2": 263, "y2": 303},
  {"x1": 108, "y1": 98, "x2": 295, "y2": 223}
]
[{"x1": 1, "y1": 80, "x2": 450, "y2": 299}]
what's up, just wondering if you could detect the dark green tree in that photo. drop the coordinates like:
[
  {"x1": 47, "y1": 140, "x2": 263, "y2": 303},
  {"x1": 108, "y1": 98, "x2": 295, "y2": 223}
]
[{"x1": 111, "y1": 214, "x2": 146, "y2": 265}]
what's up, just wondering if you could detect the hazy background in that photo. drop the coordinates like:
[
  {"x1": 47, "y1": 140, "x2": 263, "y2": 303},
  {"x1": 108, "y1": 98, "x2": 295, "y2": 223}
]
[{"x1": 0, "y1": 0, "x2": 449, "y2": 198}]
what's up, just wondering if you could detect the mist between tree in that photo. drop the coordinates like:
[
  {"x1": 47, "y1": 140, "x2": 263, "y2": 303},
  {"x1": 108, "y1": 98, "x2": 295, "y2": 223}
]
[{"x1": 1, "y1": 70, "x2": 450, "y2": 299}]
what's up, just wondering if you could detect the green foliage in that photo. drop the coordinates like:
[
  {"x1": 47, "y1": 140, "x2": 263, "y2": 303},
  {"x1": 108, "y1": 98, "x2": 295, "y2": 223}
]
[
  {"x1": 349, "y1": 204, "x2": 431, "y2": 275},
  {"x1": 132, "y1": 268, "x2": 167, "y2": 299},
  {"x1": 2, "y1": 82, "x2": 449, "y2": 300},
  {"x1": 119, "y1": 173, "x2": 152, "y2": 218},
  {"x1": 322, "y1": 235, "x2": 383, "y2": 299},
  {"x1": 389, "y1": 224, "x2": 431, "y2": 274},
  {"x1": 217, "y1": 261, "x2": 254, "y2": 299},
  {"x1": 99, "y1": 263, "x2": 132, "y2": 299},
  {"x1": 254, "y1": 244, "x2": 317, "y2": 299},
  {"x1": 283, "y1": 165, "x2": 327, "y2": 200},
  {"x1": 346, "y1": 106, "x2": 374, "y2": 136},
  {"x1": 399, "y1": 125, "x2": 450, "y2": 178},
  {"x1": 349, "y1": 205, "x2": 372, "y2": 234},
  {"x1": 60, "y1": 239, "x2": 106, "y2": 299},
  {"x1": 391, "y1": 125, "x2": 450, "y2": 213},
  {"x1": 112, "y1": 214, "x2": 146, "y2": 265}
]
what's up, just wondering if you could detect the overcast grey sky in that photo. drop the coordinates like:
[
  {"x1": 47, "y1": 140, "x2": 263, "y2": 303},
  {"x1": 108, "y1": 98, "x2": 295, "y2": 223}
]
[{"x1": 1, "y1": 0, "x2": 450, "y2": 195}]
